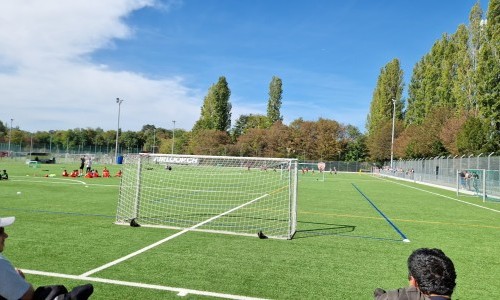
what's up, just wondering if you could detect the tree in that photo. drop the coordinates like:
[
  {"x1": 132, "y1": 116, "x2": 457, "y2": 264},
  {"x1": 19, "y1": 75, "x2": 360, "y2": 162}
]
[
  {"x1": 467, "y1": 2, "x2": 485, "y2": 116},
  {"x1": 367, "y1": 120, "x2": 395, "y2": 162},
  {"x1": 343, "y1": 125, "x2": 368, "y2": 162},
  {"x1": 193, "y1": 76, "x2": 232, "y2": 132},
  {"x1": 366, "y1": 59, "x2": 404, "y2": 160},
  {"x1": 187, "y1": 130, "x2": 231, "y2": 155},
  {"x1": 451, "y1": 24, "x2": 475, "y2": 114},
  {"x1": 236, "y1": 128, "x2": 267, "y2": 157},
  {"x1": 439, "y1": 112, "x2": 469, "y2": 155},
  {"x1": 313, "y1": 118, "x2": 343, "y2": 161},
  {"x1": 263, "y1": 121, "x2": 291, "y2": 158},
  {"x1": 476, "y1": 0, "x2": 500, "y2": 152},
  {"x1": 267, "y1": 76, "x2": 283, "y2": 124},
  {"x1": 289, "y1": 118, "x2": 318, "y2": 160},
  {"x1": 231, "y1": 114, "x2": 269, "y2": 140},
  {"x1": 456, "y1": 117, "x2": 488, "y2": 154},
  {"x1": 366, "y1": 58, "x2": 404, "y2": 134},
  {"x1": 0, "y1": 121, "x2": 7, "y2": 141}
]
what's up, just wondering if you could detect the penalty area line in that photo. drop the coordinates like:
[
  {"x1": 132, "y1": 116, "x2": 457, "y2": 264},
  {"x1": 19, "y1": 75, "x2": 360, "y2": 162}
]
[
  {"x1": 80, "y1": 193, "x2": 270, "y2": 277},
  {"x1": 22, "y1": 269, "x2": 268, "y2": 300}
]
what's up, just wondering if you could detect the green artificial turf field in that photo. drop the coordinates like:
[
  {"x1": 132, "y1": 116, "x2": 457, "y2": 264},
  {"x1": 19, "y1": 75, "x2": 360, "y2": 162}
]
[{"x1": 0, "y1": 160, "x2": 499, "y2": 299}]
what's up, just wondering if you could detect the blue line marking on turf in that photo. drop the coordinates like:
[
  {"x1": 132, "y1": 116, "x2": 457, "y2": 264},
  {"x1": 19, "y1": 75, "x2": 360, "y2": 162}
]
[{"x1": 351, "y1": 183, "x2": 410, "y2": 242}]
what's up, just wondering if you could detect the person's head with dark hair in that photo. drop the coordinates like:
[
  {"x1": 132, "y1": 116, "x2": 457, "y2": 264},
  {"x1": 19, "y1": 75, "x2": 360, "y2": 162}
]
[{"x1": 408, "y1": 248, "x2": 456, "y2": 297}]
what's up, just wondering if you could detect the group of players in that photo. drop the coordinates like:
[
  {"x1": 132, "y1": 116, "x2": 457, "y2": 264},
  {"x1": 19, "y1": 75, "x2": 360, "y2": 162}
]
[{"x1": 61, "y1": 167, "x2": 121, "y2": 178}]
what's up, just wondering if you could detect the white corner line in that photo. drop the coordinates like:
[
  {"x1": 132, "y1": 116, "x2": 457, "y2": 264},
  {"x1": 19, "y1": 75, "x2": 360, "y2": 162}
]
[{"x1": 22, "y1": 269, "x2": 269, "y2": 300}]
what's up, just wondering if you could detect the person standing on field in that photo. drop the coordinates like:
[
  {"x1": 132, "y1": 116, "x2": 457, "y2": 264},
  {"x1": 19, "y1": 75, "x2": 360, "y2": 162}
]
[
  {"x1": 79, "y1": 157, "x2": 85, "y2": 176},
  {"x1": 85, "y1": 157, "x2": 92, "y2": 173}
]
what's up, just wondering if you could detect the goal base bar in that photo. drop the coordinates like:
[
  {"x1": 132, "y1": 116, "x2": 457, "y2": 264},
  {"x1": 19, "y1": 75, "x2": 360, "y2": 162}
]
[{"x1": 115, "y1": 221, "x2": 293, "y2": 240}]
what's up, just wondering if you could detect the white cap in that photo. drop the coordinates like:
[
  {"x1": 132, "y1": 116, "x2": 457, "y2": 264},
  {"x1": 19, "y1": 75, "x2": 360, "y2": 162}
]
[{"x1": 0, "y1": 217, "x2": 15, "y2": 227}]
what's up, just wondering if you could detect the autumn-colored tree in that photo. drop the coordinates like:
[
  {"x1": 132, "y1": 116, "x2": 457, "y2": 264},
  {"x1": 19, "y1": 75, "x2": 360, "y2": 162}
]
[
  {"x1": 288, "y1": 118, "x2": 318, "y2": 160},
  {"x1": 313, "y1": 118, "x2": 343, "y2": 161},
  {"x1": 187, "y1": 129, "x2": 231, "y2": 155},
  {"x1": 263, "y1": 121, "x2": 291, "y2": 158},
  {"x1": 439, "y1": 112, "x2": 469, "y2": 155},
  {"x1": 236, "y1": 128, "x2": 268, "y2": 157}
]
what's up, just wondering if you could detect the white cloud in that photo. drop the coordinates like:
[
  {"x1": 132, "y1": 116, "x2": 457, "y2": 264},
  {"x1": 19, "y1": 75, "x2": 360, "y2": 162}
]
[{"x1": 0, "y1": 0, "x2": 200, "y2": 131}]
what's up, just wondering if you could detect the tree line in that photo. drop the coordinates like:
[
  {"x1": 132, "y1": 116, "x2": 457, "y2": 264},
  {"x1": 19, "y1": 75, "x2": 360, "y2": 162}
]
[
  {"x1": 367, "y1": 0, "x2": 499, "y2": 161},
  {"x1": 1, "y1": 1, "x2": 498, "y2": 163},
  {"x1": 0, "y1": 76, "x2": 367, "y2": 162}
]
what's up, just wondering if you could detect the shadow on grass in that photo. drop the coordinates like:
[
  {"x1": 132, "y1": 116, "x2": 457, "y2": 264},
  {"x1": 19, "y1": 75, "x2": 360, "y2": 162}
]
[
  {"x1": 294, "y1": 221, "x2": 405, "y2": 242},
  {"x1": 293, "y1": 221, "x2": 355, "y2": 239}
]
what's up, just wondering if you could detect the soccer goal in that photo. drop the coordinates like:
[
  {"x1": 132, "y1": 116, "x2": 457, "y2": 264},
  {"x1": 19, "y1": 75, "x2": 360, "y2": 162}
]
[
  {"x1": 116, "y1": 154, "x2": 298, "y2": 239},
  {"x1": 298, "y1": 162, "x2": 326, "y2": 182}
]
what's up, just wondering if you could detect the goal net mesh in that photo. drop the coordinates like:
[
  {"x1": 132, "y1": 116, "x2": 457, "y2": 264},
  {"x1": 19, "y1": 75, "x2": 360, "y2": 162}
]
[{"x1": 116, "y1": 154, "x2": 298, "y2": 239}]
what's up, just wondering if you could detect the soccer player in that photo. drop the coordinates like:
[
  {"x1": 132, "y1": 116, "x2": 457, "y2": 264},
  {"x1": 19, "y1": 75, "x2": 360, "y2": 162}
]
[
  {"x1": 374, "y1": 248, "x2": 456, "y2": 300},
  {"x1": 61, "y1": 170, "x2": 69, "y2": 177},
  {"x1": 85, "y1": 157, "x2": 92, "y2": 173},
  {"x1": 0, "y1": 170, "x2": 8, "y2": 180},
  {"x1": 79, "y1": 156, "x2": 85, "y2": 176}
]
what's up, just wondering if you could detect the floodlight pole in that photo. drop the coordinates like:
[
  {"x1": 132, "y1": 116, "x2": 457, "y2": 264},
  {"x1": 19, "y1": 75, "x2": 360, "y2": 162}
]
[
  {"x1": 49, "y1": 130, "x2": 55, "y2": 153},
  {"x1": 152, "y1": 127, "x2": 156, "y2": 154},
  {"x1": 115, "y1": 98, "x2": 124, "y2": 164},
  {"x1": 30, "y1": 133, "x2": 33, "y2": 158},
  {"x1": 7, "y1": 118, "x2": 13, "y2": 155},
  {"x1": 390, "y1": 98, "x2": 396, "y2": 169},
  {"x1": 171, "y1": 120, "x2": 176, "y2": 154}
]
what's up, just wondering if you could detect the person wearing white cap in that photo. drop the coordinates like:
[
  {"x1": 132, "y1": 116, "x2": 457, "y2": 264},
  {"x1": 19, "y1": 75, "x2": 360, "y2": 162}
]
[
  {"x1": 0, "y1": 217, "x2": 94, "y2": 300},
  {"x1": 0, "y1": 216, "x2": 35, "y2": 300}
]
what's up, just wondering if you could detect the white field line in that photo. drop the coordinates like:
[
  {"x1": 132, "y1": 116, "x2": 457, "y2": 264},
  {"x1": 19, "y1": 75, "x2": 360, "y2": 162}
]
[
  {"x1": 22, "y1": 269, "x2": 268, "y2": 300},
  {"x1": 377, "y1": 176, "x2": 500, "y2": 214},
  {"x1": 81, "y1": 193, "x2": 270, "y2": 277},
  {"x1": 11, "y1": 177, "x2": 118, "y2": 187}
]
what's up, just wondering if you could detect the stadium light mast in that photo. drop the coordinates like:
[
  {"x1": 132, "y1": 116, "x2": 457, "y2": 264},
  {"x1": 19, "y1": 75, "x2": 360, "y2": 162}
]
[
  {"x1": 115, "y1": 98, "x2": 124, "y2": 164},
  {"x1": 152, "y1": 127, "x2": 156, "y2": 154},
  {"x1": 171, "y1": 120, "x2": 176, "y2": 154},
  {"x1": 390, "y1": 98, "x2": 396, "y2": 169},
  {"x1": 49, "y1": 130, "x2": 55, "y2": 153},
  {"x1": 8, "y1": 118, "x2": 13, "y2": 155}
]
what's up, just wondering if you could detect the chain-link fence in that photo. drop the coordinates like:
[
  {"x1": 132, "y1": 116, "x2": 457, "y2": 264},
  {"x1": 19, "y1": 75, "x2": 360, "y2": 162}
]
[
  {"x1": 377, "y1": 154, "x2": 500, "y2": 200},
  {"x1": 299, "y1": 160, "x2": 373, "y2": 172}
]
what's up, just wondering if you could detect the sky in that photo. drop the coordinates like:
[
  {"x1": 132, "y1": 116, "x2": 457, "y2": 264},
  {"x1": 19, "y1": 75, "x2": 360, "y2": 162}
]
[{"x1": 0, "y1": 0, "x2": 490, "y2": 133}]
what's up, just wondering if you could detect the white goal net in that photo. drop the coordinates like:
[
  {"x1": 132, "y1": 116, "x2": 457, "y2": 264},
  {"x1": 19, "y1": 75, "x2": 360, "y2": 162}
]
[{"x1": 116, "y1": 154, "x2": 298, "y2": 239}]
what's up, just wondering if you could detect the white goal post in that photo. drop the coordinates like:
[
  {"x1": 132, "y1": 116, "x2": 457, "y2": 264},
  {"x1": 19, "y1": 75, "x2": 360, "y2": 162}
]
[{"x1": 116, "y1": 154, "x2": 298, "y2": 239}]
